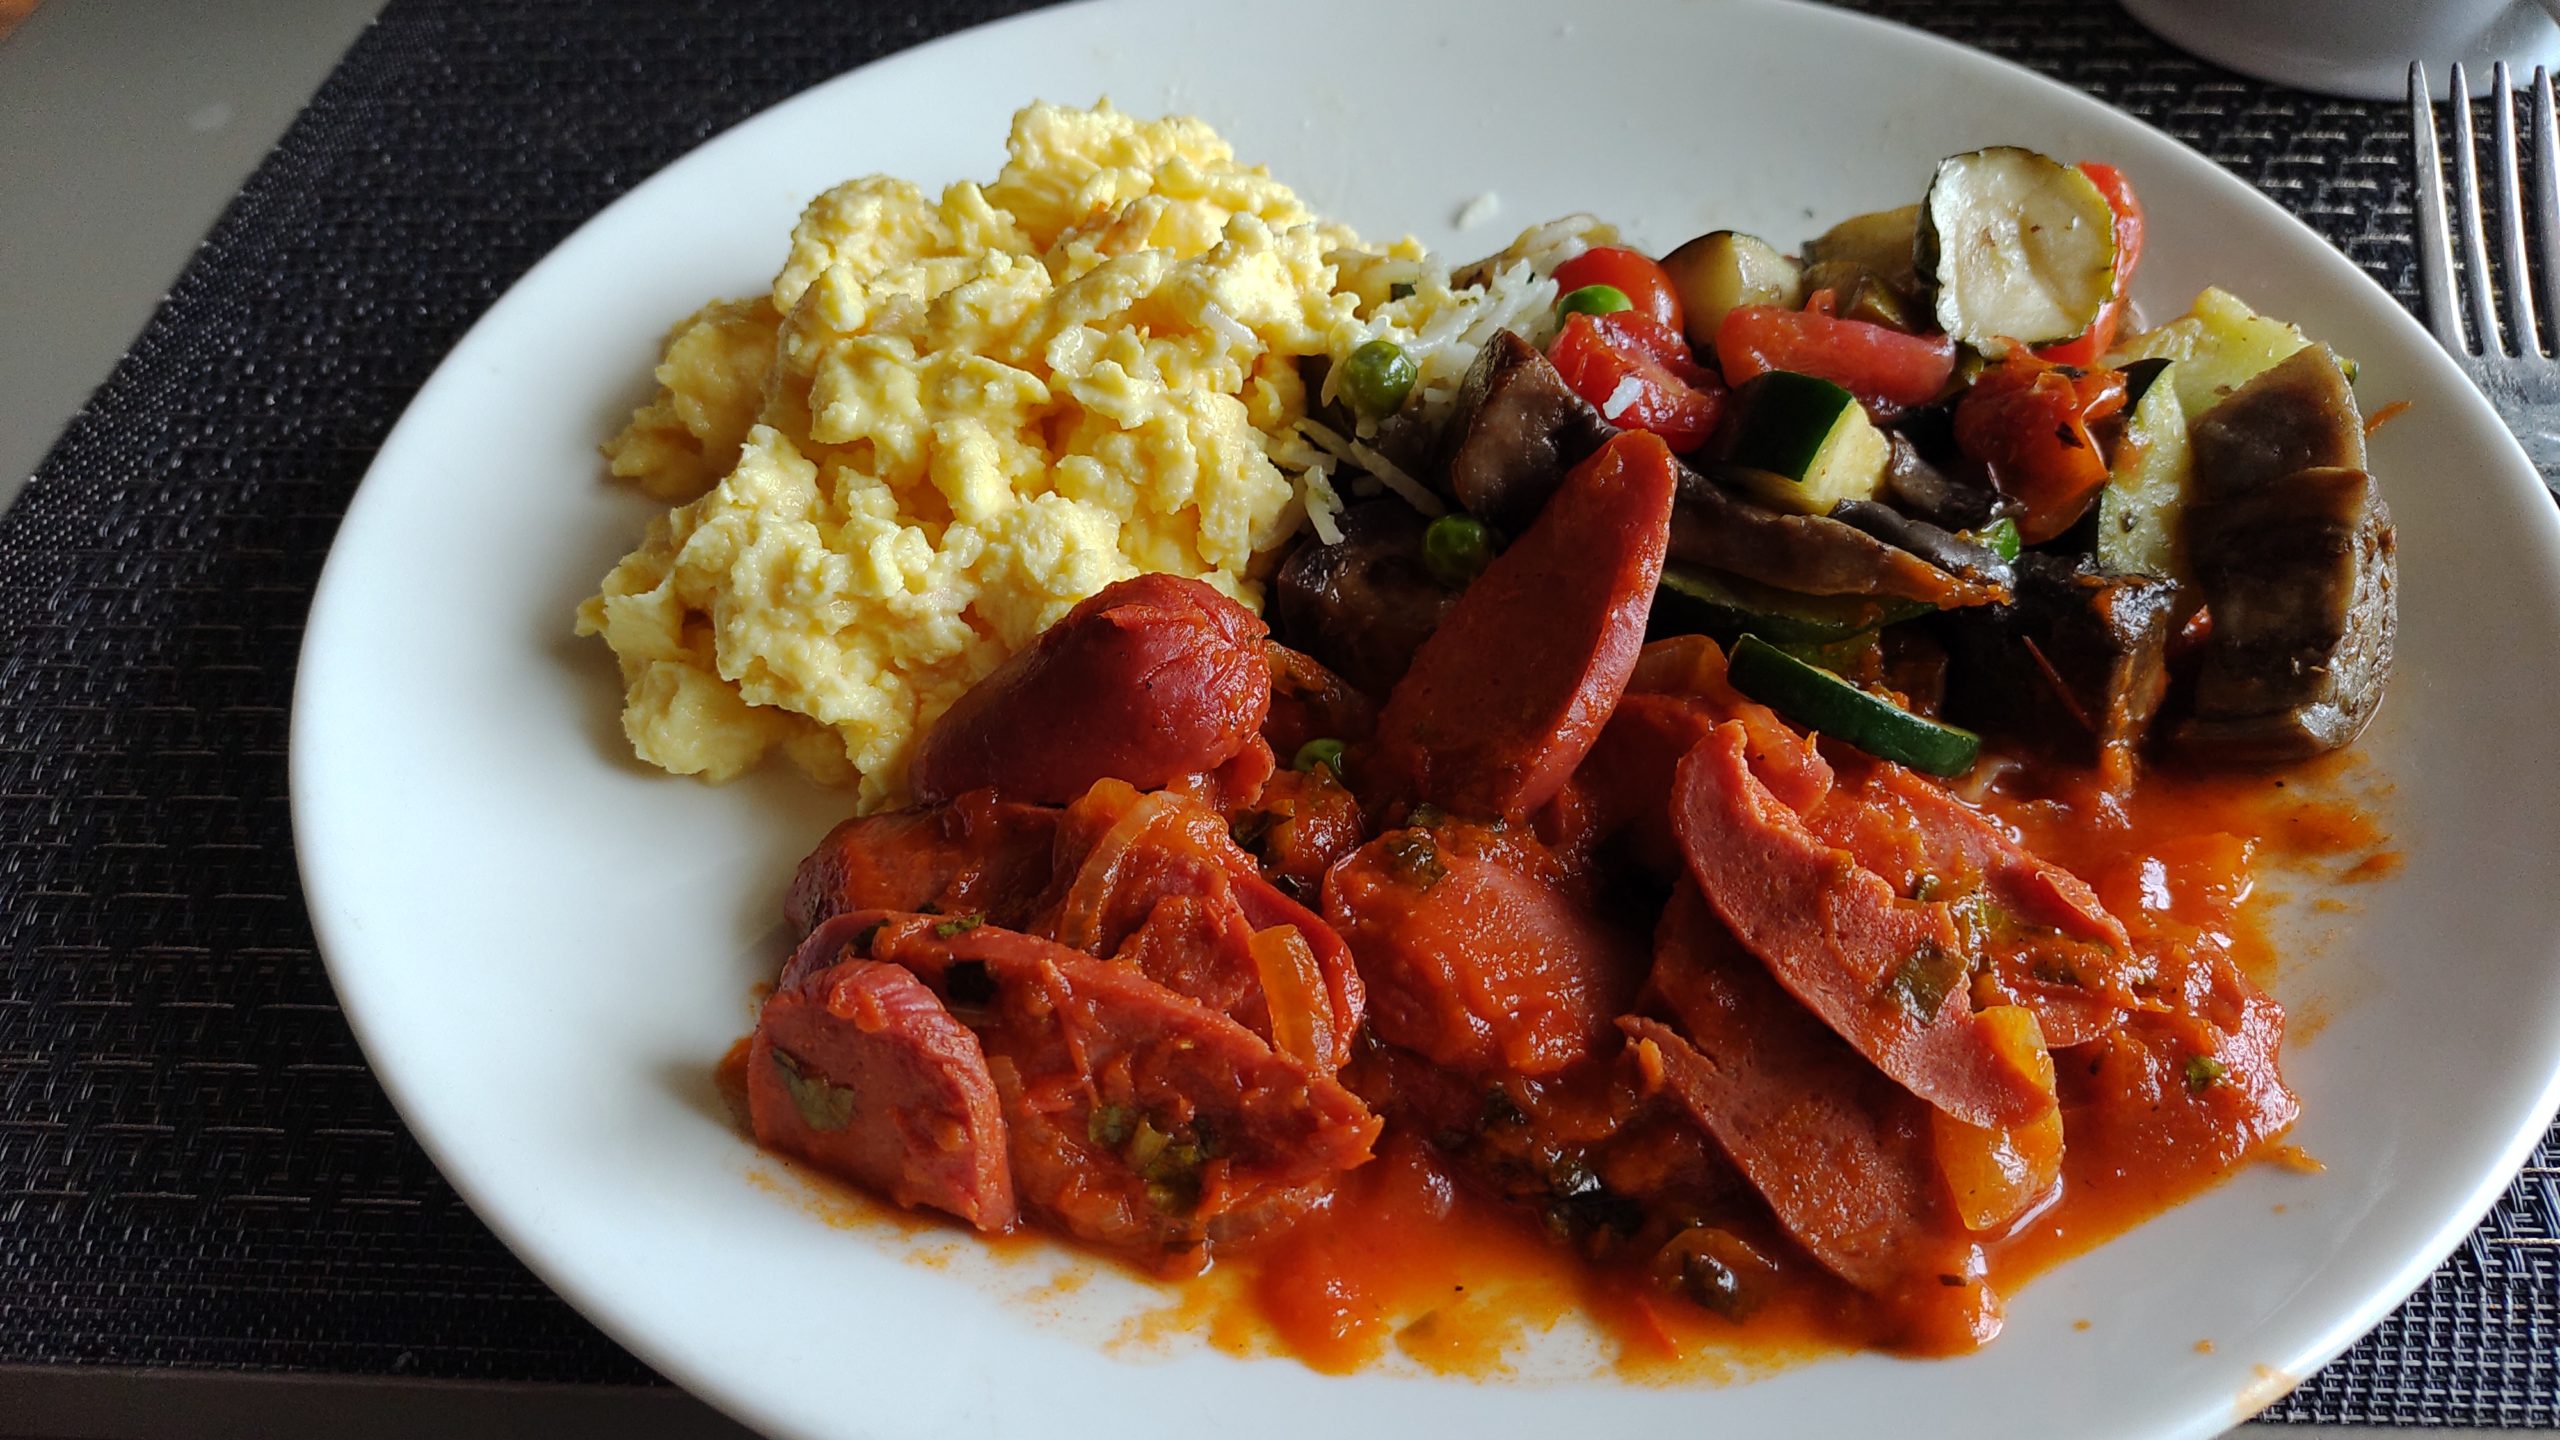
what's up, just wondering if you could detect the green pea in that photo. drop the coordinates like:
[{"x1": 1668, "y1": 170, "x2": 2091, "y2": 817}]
[
  {"x1": 1293, "y1": 738, "x2": 1347, "y2": 778},
  {"x1": 1424, "y1": 514, "x2": 1496, "y2": 589},
  {"x1": 1558, "y1": 283, "x2": 1633, "y2": 320},
  {"x1": 1339, "y1": 339, "x2": 1418, "y2": 416}
]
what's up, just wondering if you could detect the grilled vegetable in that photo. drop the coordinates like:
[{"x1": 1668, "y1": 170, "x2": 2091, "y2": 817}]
[
  {"x1": 1726, "y1": 635, "x2": 1981, "y2": 776},
  {"x1": 1553, "y1": 245, "x2": 1686, "y2": 332},
  {"x1": 1549, "y1": 311, "x2": 1727, "y2": 453},
  {"x1": 2105, "y1": 286, "x2": 2312, "y2": 419},
  {"x1": 1827, "y1": 500, "x2": 2015, "y2": 590},
  {"x1": 2175, "y1": 347, "x2": 2394, "y2": 762},
  {"x1": 1919, "y1": 147, "x2": 2119, "y2": 348},
  {"x1": 2094, "y1": 359, "x2": 2194, "y2": 580},
  {"x1": 1717, "y1": 371, "x2": 1891, "y2": 514},
  {"x1": 1653, "y1": 564, "x2": 1928, "y2": 646},
  {"x1": 1805, "y1": 203, "x2": 1923, "y2": 296},
  {"x1": 1953, "y1": 352, "x2": 2130, "y2": 543},
  {"x1": 2032, "y1": 162, "x2": 2145, "y2": 367},
  {"x1": 1802, "y1": 260, "x2": 1923, "y2": 332},
  {"x1": 1658, "y1": 231, "x2": 1805, "y2": 354},
  {"x1": 1939, "y1": 553, "x2": 2176, "y2": 783},
  {"x1": 1715, "y1": 303, "x2": 1958, "y2": 417}
]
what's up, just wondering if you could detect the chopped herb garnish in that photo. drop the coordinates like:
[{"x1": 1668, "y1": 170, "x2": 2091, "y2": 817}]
[
  {"x1": 1481, "y1": 1086, "x2": 1529, "y2": 1130},
  {"x1": 1888, "y1": 942, "x2": 1965, "y2": 1020},
  {"x1": 943, "y1": 958, "x2": 997, "y2": 1007},
  {"x1": 931, "y1": 912, "x2": 985, "y2": 940},
  {"x1": 1230, "y1": 809, "x2": 1278, "y2": 851},
  {"x1": 1122, "y1": 1117, "x2": 1208, "y2": 1215},
  {"x1": 768, "y1": 1047, "x2": 857, "y2": 1133},
  {"x1": 2184, "y1": 1054, "x2": 2229, "y2": 1093},
  {"x1": 1382, "y1": 829, "x2": 1446, "y2": 890},
  {"x1": 1087, "y1": 1103, "x2": 1135, "y2": 1148},
  {"x1": 1406, "y1": 803, "x2": 1447, "y2": 829}
]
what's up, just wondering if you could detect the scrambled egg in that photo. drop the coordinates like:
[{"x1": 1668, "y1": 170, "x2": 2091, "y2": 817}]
[{"x1": 577, "y1": 101, "x2": 1396, "y2": 808}]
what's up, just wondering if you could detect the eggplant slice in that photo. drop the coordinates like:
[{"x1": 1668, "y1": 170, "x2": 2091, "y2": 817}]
[
  {"x1": 1940, "y1": 553, "x2": 2176, "y2": 780},
  {"x1": 2174, "y1": 348, "x2": 2396, "y2": 762},
  {"x1": 1439, "y1": 330, "x2": 1616, "y2": 532}
]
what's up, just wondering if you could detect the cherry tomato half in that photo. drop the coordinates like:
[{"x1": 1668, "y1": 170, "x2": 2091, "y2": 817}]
[
  {"x1": 2034, "y1": 162, "x2": 2146, "y2": 367},
  {"x1": 1553, "y1": 246, "x2": 1686, "y2": 334},
  {"x1": 1548, "y1": 311, "x2": 1727, "y2": 453},
  {"x1": 1716, "y1": 299, "x2": 1959, "y2": 417},
  {"x1": 1953, "y1": 352, "x2": 2129, "y2": 543}
]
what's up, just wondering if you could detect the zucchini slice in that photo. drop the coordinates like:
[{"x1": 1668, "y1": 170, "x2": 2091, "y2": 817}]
[
  {"x1": 1659, "y1": 230, "x2": 1805, "y2": 353},
  {"x1": 1716, "y1": 371, "x2": 1891, "y2": 514},
  {"x1": 2095, "y1": 360, "x2": 2193, "y2": 580},
  {"x1": 1727, "y1": 635, "x2": 1982, "y2": 777},
  {"x1": 1919, "y1": 147, "x2": 2117, "y2": 349},
  {"x1": 1654, "y1": 564, "x2": 1930, "y2": 646},
  {"x1": 2103, "y1": 286, "x2": 2313, "y2": 418}
]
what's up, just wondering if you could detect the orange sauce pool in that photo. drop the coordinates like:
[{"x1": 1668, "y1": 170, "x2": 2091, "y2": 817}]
[{"x1": 729, "y1": 755, "x2": 2392, "y2": 1379}]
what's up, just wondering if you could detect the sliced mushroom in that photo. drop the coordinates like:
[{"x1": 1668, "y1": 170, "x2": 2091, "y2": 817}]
[
  {"x1": 2174, "y1": 347, "x2": 2396, "y2": 762},
  {"x1": 2177, "y1": 465, "x2": 2395, "y2": 762},
  {"x1": 1271, "y1": 500, "x2": 1458, "y2": 698}
]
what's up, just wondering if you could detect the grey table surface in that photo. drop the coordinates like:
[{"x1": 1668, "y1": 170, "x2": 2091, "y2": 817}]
[{"x1": 0, "y1": 1, "x2": 2526, "y2": 1437}]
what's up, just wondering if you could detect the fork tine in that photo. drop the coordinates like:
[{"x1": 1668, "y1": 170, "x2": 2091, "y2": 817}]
[
  {"x1": 2452, "y1": 63, "x2": 2507, "y2": 354},
  {"x1": 2414, "y1": 64, "x2": 2471, "y2": 353},
  {"x1": 2495, "y1": 62, "x2": 2542, "y2": 355},
  {"x1": 2535, "y1": 67, "x2": 2560, "y2": 349}
]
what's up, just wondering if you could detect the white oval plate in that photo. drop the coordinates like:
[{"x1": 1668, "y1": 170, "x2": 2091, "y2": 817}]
[{"x1": 291, "y1": 1, "x2": 2560, "y2": 1436}]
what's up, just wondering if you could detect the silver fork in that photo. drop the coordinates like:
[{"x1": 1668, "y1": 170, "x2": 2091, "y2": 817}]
[{"x1": 2412, "y1": 60, "x2": 2560, "y2": 493}]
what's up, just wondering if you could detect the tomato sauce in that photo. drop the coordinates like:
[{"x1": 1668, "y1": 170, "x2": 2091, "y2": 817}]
[
  {"x1": 1200, "y1": 752, "x2": 2383, "y2": 1374},
  {"x1": 732, "y1": 735, "x2": 2387, "y2": 1379}
]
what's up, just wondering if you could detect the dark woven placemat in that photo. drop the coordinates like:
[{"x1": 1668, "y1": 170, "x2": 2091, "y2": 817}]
[{"x1": 0, "y1": 0, "x2": 2545, "y2": 1423}]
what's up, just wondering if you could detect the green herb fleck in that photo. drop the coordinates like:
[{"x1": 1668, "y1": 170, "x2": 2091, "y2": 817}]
[
  {"x1": 1967, "y1": 516, "x2": 2023, "y2": 563},
  {"x1": 1087, "y1": 1103, "x2": 1135, "y2": 1148},
  {"x1": 931, "y1": 912, "x2": 985, "y2": 940},
  {"x1": 1230, "y1": 809, "x2": 1279, "y2": 851},
  {"x1": 2184, "y1": 1054, "x2": 2229, "y2": 1094},
  {"x1": 1888, "y1": 942, "x2": 1964, "y2": 1021},
  {"x1": 768, "y1": 1047, "x2": 856, "y2": 1133},
  {"x1": 1382, "y1": 829, "x2": 1446, "y2": 891}
]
